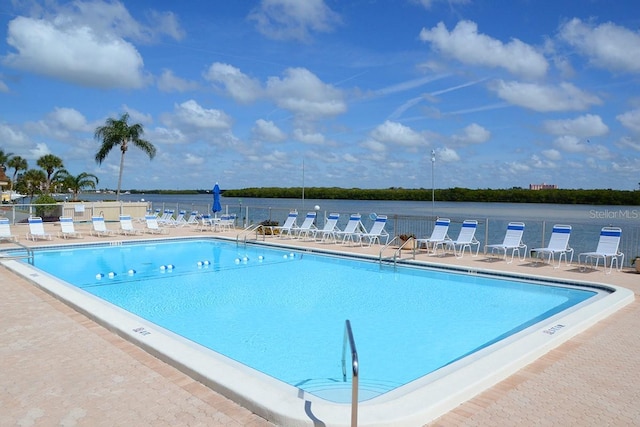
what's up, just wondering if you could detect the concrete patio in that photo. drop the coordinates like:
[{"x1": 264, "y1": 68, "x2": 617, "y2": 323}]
[{"x1": 2, "y1": 221, "x2": 639, "y2": 426}]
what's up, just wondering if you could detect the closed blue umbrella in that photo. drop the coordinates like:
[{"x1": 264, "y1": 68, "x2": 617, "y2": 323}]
[{"x1": 212, "y1": 183, "x2": 222, "y2": 216}]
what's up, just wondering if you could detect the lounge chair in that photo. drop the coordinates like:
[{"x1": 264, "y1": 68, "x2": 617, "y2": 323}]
[
  {"x1": 269, "y1": 211, "x2": 298, "y2": 238},
  {"x1": 416, "y1": 218, "x2": 450, "y2": 255},
  {"x1": 484, "y1": 222, "x2": 526, "y2": 263},
  {"x1": 352, "y1": 215, "x2": 390, "y2": 247},
  {"x1": 58, "y1": 217, "x2": 82, "y2": 239},
  {"x1": 26, "y1": 217, "x2": 53, "y2": 241},
  {"x1": 90, "y1": 216, "x2": 115, "y2": 237},
  {"x1": 119, "y1": 215, "x2": 141, "y2": 235},
  {"x1": 292, "y1": 212, "x2": 317, "y2": 239},
  {"x1": 185, "y1": 211, "x2": 199, "y2": 226},
  {"x1": 578, "y1": 227, "x2": 624, "y2": 273},
  {"x1": 445, "y1": 220, "x2": 480, "y2": 258},
  {"x1": 531, "y1": 224, "x2": 573, "y2": 268},
  {"x1": 216, "y1": 214, "x2": 235, "y2": 232},
  {"x1": 0, "y1": 217, "x2": 18, "y2": 242},
  {"x1": 168, "y1": 210, "x2": 187, "y2": 227},
  {"x1": 314, "y1": 213, "x2": 340, "y2": 242},
  {"x1": 145, "y1": 215, "x2": 169, "y2": 234},
  {"x1": 334, "y1": 213, "x2": 365, "y2": 244}
]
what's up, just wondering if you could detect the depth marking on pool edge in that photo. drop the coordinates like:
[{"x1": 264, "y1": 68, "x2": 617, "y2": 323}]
[
  {"x1": 133, "y1": 327, "x2": 151, "y2": 336},
  {"x1": 542, "y1": 324, "x2": 565, "y2": 335}
]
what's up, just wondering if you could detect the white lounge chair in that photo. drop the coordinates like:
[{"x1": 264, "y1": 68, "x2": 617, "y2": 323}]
[
  {"x1": 578, "y1": 227, "x2": 624, "y2": 273},
  {"x1": 416, "y1": 218, "x2": 450, "y2": 255},
  {"x1": 484, "y1": 222, "x2": 526, "y2": 263},
  {"x1": 292, "y1": 212, "x2": 317, "y2": 239},
  {"x1": 216, "y1": 214, "x2": 235, "y2": 232},
  {"x1": 0, "y1": 217, "x2": 18, "y2": 242},
  {"x1": 314, "y1": 213, "x2": 340, "y2": 242},
  {"x1": 145, "y1": 215, "x2": 169, "y2": 234},
  {"x1": 531, "y1": 224, "x2": 573, "y2": 268},
  {"x1": 119, "y1": 215, "x2": 141, "y2": 235},
  {"x1": 58, "y1": 217, "x2": 82, "y2": 239},
  {"x1": 270, "y1": 211, "x2": 298, "y2": 238},
  {"x1": 185, "y1": 211, "x2": 199, "y2": 226},
  {"x1": 445, "y1": 220, "x2": 480, "y2": 258},
  {"x1": 352, "y1": 215, "x2": 390, "y2": 247},
  {"x1": 90, "y1": 216, "x2": 115, "y2": 237},
  {"x1": 334, "y1": 213, "x2": 365, "y2": 244},
  {"x1": 26, "y1": 217, "x2": 52, "y2": 241}
]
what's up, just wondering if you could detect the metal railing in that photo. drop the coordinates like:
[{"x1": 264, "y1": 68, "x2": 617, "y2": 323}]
[
  {"x1": 0, "y1": 240, "x2": 34, "y2": 265},
  {"x1": 341, "y1": 319, "x2": 359, "y2": 427}
]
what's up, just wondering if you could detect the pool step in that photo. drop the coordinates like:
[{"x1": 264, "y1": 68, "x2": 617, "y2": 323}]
[{"x1": 294, "y1": 377, "x2": 402, "y2": 403}]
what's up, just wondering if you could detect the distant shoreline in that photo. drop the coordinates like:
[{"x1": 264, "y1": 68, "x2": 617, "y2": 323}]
[{"x1": 119, "y1": 187, "x2": 638, "y2": 206}]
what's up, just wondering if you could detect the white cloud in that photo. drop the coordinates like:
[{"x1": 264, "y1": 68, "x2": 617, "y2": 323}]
[
  {"x1": 252, "y1": 119, "x2": 286, "y2": 142},
  {"x1": 419, "y1": 20, "x2": 548, "y2": 79},
  {"x1": 205, "y1": 63, "x2": 262, "y2": 104},
  {"x1": 0, "y1": 123, "x2": 30, "y2": 148},
  {"x1": 617, "y1": 109, "x2": 640, "y2": 134},
  {"x1": 360, "y1": 139, "x2": 387, "y2": 153},
  {"x1": 148, "y1": 127, "x2": 187, "y2": 145},
  {"x1": 266, "y1": 68, "x2": 346, "y2": 118},
  {"x1": 184, "y1": 153, "x2": 204, "y2": 165},
  {"x1": 248, "y1": 0, "x2": 341, "y2": 42},
  {"x1": 450, "y1": 123, "x2": 490, "y2": 145},
  {"x1": 542, "y1": 149, "x2": 562, "y2": 161},
  {"x1": 543, "y1": 114, "x2": 609, "y2": 137},
  {"x1": 157, "y1": 69, "x2": 199, "y2": 93},
  {"x1": 292, "y1": 129, "x2": 325, "y2": 145},
  {"x1": 46, "y1": 107, "x2": 89, "y2": 132},
  {"x1": 436, "y1": 147, "x2": 460, "y2": 162},
  {"x1": 4, "y1": 16, "x2": 146, "y2": 89},
  {"x1": 29, "y1": 142, "x2": 51, "y2": 159},
  {"x1": 491, "y1": 80, "x2": 601, "y2": 112},
  {"x1": 559, "y1": 18, "x2": 640, "y2": 74},
  {"x1": 370, "y1": 120, "x2": 426, "y2": 148},
  {"x1": 0, "y1": 80, "x2": 8, "y2": 93},
  {"x1": 172, "y1": 100, "x2": 232, "y2": 130}
]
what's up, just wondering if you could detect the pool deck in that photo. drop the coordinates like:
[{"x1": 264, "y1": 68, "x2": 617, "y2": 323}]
[{"x1": 2, "y1": 222, "x2": 639, "y2": 426}]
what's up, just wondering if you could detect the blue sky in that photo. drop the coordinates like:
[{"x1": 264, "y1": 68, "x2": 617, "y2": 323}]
[{"x1": 1, "y1": 0, "x2": 639, "y2": 191}]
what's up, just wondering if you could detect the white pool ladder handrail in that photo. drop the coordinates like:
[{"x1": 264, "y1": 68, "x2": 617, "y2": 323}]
[{"x1": 341, "y1": 319, "x2": 359, "y2": 427}]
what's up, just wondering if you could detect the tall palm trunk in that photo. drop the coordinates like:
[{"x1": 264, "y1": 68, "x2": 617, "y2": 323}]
[{"x1": 116, "y1": 143, "x2": 127, "y2": 201}]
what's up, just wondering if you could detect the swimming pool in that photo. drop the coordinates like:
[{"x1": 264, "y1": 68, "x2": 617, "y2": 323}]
[{"x1": 3, "y1": 238, "x2": 633, "y2": 426}]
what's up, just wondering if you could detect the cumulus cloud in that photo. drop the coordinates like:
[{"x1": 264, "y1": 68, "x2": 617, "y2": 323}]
[
  {"x1": 46, "y1": 107, "x2": 90, "y2": 132},
  {"x1": 148, "y1": 127, "x2": 187, "y2": 145},
  {"x1": 419, "y1": 20, "x2": 548, "y2": 79},
  {"x1": 265, "y1": 68, "x2": 346, "y2": 118},
  {"x1": 252, "y1": 119, "x2": 286, "y2": 142},
  {"x1": 292, "y1": 129, "x2": 325, "y2": 145},
  {"x1": 559, "y1": 18, "x2": 640, "y2": 74},
  {"x1": 370, "y1": 121, "x2": 427, "y2": 148},
  {"x1": 248, "y1": 0, "x2": 341, "y2": 41},
  {"x1": 543, "y1": 114, "x2": 609, "y2": 137},
  {"x1": 204, "y1": 63, "x2": 262, "y2": 104},
  {"x1": 0, "y1": 123, "x2": 30, "y2": 148},
  {"x1": 436, "y1": 147, "x2": 460, "y2": 162},
  {"x1": 157, "y1": 69, "x2": 199, "y2": 92},
  {"x1": 4, "y1": 16, "x2": 146, "y2": 89},
  {"x1": 542, "y1": 149, "x2": 562, "y2": 161},
  {"x1": 171, "y1": 100, "x2": 232, "y2": 130},
  {"x1": 491, "y1": 80, "x2": 601, "y2": 112},
  {"x1": 617, "y1": 109, "x2": 640, "y2": 134},
  {"x1": 450, "y1": 123, "x2": 490, "y2": 145},
  {"x1": 0, "y1": 79, "x2": 8, "y2": 93}
]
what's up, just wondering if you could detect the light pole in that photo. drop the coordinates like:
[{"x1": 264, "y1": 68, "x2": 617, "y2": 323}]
[{"x1": 431, "y1": 149, "x2": 435, "y2": 219}]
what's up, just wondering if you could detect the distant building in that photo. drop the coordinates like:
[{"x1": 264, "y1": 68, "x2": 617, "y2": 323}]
[{"x1": 529, "y1": 183, "x2": 558, "y2": 190}]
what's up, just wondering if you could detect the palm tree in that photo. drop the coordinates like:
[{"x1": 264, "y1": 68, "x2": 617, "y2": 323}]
[
  {"x1": 94, "y1": 113, "x2": 156, "y2": 200},
  {"x1": 36, "y1": 154, "x2": 64, "y2": 194},
  {"x1": 55, "y1": 171, "x2": 99, "y2": 201},
  {"x1": 0, "y1": 149, "x2": 13, "y2": 170},
  {"x1": 7, "y1": 155, "x2": 28, "y2": 193},
  {"x1": 18, "y1": 169, "x2": 47, "y2": 201}
]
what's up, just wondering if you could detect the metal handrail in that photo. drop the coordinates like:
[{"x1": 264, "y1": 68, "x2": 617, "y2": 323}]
[
  {"x1": 0, "y1": 240, "x2": 34, "y2": 265},
  {"x1": 236, "y1": 223, "x2": 263, "y2": 244},
  {"x1": 341, "y1": 319, "x2": 359, "y2": 427},
  {"x1": 379, "y1": 235, "x2": 416, "y2": 265}
]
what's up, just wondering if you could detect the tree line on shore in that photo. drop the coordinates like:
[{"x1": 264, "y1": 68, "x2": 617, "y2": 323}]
[{"x1": 219, "y1": 187, "x2": 640, "y2": 206}]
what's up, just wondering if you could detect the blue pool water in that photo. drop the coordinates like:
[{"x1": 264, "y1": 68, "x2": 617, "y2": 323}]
[{"x1": 28, "y1": 239, "x2": 596, "y2": 402}]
